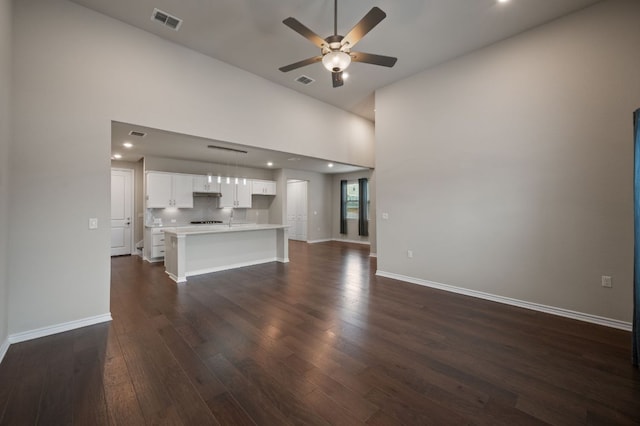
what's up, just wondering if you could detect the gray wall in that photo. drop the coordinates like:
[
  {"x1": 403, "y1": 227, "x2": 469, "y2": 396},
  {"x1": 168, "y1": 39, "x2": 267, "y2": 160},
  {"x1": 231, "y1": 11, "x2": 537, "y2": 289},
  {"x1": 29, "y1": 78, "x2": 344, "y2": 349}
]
[
  {"x1": 0, "y1": 0, "x2": 11, "y2": 352},
  {"x1": 376, "y1": 0, "x2": 640, "y2": 323},
  {"x1": 9, "y1": 0, "x2": 374, "y2": 335}
]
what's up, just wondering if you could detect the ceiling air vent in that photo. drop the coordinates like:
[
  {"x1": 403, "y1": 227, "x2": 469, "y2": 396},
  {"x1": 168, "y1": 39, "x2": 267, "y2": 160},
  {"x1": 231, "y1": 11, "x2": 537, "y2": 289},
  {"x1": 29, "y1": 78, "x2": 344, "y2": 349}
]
[
  {"x1": 295, "y1": 75, "x2": 315, "y2": 86},
  {"x1": 151, "y1": 8, "x2": 183, "y2": 31},
  {"x1": 207, "y1": 145, "x2": 248, "y2": 154},
  {"x1": 128, "y1": 130, "x2": 147, "y2": 137}
]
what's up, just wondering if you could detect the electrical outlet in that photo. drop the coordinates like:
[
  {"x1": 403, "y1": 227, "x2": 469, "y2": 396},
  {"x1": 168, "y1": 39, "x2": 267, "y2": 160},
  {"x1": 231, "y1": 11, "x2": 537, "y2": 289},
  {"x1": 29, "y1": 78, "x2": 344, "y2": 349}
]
[
  {"x1": 88, "y1": 218, "x2": 98, "y2": 230},
  {"x1": 601, "y1": 276, "x2": 612, "y2": 288},
  {"x1": 382, "y1": 213, "x2": 389, "y2": 220},
  {"x1": 407, "y1": 250, "x2": 413, "y2": 258}
]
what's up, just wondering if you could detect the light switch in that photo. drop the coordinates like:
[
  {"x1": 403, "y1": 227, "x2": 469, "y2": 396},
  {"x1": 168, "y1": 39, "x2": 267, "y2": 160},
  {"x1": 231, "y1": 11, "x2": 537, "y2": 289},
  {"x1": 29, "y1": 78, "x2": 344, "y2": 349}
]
[{"x1": 89, "y1": 218, "x2": 98, "y2": 229}]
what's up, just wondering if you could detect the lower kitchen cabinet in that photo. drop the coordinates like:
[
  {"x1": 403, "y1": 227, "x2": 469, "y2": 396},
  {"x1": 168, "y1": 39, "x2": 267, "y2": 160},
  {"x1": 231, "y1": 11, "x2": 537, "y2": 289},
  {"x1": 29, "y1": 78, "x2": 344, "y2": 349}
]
[{"x1": 144, "y1": 227, "x2": 175, "y2": 262}]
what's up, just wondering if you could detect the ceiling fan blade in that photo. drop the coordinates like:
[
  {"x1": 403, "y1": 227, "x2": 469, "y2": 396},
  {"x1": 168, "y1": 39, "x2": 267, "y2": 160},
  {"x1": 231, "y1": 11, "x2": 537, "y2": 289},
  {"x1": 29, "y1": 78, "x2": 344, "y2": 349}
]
[
  {"x1": 332, "y1": 71, "x2": 344, "y2": 88},
  {"x1": 279, "y1": 56, "x2": 323, "y2": 73},
  {"x1": 341, "y1": 7, "x2": 386, "y2": 48},
  {"x1": 350, "y1": 51, "x2": 397, "y2": 68},
  {"x1": 282, "y1": 17, "x2": 326, "y2": 49}
]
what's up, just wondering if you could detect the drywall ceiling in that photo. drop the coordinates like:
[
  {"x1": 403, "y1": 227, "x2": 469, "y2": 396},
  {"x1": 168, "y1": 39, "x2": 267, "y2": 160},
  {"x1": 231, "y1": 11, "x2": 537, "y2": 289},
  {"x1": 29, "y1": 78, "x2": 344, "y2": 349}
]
[
  {"x1": 111, "y1": 121, "x2": 367, "y2": 174},
  {"x1": 71, "y1": 0, "x2": 600, "y2": 121}
]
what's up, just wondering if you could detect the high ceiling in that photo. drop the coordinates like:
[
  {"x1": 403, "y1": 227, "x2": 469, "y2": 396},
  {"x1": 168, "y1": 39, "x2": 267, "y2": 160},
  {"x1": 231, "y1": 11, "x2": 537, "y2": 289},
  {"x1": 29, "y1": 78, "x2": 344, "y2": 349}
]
[{"x1": 71, "y1": 0, "x2": 600, "y2": 122}]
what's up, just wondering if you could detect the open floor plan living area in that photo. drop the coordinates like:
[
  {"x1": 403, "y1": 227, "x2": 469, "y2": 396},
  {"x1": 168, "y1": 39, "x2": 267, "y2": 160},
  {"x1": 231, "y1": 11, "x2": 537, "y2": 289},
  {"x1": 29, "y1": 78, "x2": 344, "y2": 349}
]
[{"x1": 1, "y1": 0, "x2": 640, "y2": 424}]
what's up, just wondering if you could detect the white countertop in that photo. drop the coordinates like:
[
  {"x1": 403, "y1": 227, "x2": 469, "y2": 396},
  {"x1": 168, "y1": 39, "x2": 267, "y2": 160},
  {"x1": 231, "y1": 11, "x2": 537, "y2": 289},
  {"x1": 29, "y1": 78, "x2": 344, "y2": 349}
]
[{"x1": 163, "y1": 224, "x2": 287, "y2": 236}]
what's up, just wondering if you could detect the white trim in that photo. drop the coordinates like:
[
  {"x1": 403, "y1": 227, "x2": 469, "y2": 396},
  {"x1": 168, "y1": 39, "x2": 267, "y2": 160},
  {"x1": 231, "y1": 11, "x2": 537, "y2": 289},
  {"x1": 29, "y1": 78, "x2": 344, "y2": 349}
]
[
  {"x1": 166, "y1": 271, "x2": 185, "y2": 283},
  {"x1": 0, "y1": 338, "x2": 9, "y2": 364},
  {"x1": 187, "y1": 258, "x2": 278, "y2": 277},
  {"x1": 376, "y1": 271, "x2": 632, "y2": 331},
  {"x1": 168, "y1": 257, "x2": 282, "y2": 283},
  {"x1": 369, "y1": 252, "x2": 378, "y2": 258},
  {"x1": 307, "y1": 239, "x2": 332, "y2": 244},
  {"x1": 111, "y1": 167, "x2": 135, "y2": 256},
  {"x1": 332, "y1": 238, "x2": 370, "y2": 246},
  {"x1": 8, "y1": 313, "x2": 113, "y2": 344}
]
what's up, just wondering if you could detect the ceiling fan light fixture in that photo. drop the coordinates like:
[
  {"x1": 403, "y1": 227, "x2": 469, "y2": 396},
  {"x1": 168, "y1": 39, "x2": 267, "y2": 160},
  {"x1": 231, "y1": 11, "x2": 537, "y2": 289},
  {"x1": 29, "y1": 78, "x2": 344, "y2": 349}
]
[{"x1": 322, "y1": 51, "x2": 351, "y2": 72}]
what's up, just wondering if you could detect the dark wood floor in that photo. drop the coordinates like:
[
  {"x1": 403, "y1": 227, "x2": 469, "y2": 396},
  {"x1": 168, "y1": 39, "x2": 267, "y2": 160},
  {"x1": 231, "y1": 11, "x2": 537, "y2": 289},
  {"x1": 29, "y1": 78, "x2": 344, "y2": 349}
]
[{"x1": 1, "y1": 241, "x2": 639, "y2": 425}]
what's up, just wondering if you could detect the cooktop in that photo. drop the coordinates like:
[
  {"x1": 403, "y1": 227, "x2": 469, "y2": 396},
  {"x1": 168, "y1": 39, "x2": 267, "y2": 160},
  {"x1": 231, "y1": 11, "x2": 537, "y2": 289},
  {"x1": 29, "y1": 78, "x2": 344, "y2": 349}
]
[{"x1": 190, "y1": 220, "x2": 223, "y2": 224}]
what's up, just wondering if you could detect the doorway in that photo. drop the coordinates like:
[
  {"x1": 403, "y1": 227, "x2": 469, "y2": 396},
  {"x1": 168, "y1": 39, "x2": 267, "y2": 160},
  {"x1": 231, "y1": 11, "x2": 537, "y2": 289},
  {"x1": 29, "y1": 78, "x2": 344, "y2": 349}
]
[
  {"x1": 111, "y1": 168, "x2": 134, "y2": 256},
  {"x1": 287, "y1": 180, "x2": 308, "y2": 241}
]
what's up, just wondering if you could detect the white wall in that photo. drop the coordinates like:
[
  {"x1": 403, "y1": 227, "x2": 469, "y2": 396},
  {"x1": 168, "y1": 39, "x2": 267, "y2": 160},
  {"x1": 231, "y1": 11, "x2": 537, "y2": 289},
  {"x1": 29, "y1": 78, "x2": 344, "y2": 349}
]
[
  {"x1": 0, "y1": 0, "x2": 12, "y2": 353},
  {"x1": 376, "y1": 0, "x2": 640, "y2": 323},
  {"x1": 9, "y1": 0, "x2": 374, "y2": 335}
]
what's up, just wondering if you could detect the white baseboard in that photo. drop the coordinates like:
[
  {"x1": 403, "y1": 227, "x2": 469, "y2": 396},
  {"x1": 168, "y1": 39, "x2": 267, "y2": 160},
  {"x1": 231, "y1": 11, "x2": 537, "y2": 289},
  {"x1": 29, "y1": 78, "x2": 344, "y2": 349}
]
[
  {"x1": 376, "y1": 271, "x2": 632, "y2": 331},
  {"x1": 332, "y1": 238, "x2": 371, "y2": 246},
  {"x1": 307, "y1": 239, "x2": 332, "y2": 244},
  {"x1": 0, "y1": 338, "x2": 9, "y2": 364},
  {"x1": 306, "y1": 238, "x2": 371, "y2": 246},
  {"x1": 8, "y1": 313, "x2": 113, "y2": 344},
  {"x1": 186, "y1": 258, "x2": 278, "y2": 279}
]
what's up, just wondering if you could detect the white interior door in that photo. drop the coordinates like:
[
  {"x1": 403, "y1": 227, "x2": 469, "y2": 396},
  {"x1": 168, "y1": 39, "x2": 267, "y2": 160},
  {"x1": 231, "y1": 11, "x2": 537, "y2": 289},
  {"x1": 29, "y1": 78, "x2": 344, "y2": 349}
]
[
  {"x1": 111, "y1": 168, "x2": 133, "y2": 256},
  {"x1": 287, "y1": 180, "x2": 308, "y2": 241},
  {"x1": 297, "y1": 182, "x2": 307, "y2": 240}
]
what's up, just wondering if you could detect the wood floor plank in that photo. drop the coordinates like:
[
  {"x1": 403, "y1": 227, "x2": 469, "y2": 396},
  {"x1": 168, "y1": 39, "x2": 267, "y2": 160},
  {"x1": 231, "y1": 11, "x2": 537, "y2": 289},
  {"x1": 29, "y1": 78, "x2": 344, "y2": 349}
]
[
  {"x1": 1, "y1": 241, "x2": 639, "y2": 425},
  {"x1": 37, "y1": 332, "x2": 75, "y2": 426},
  {"x1": 71, "y1": 346, "x2": 110, "y2": 426},
  {"x1": 1, "y1": 339, "x2": 50, "y2": 425}
]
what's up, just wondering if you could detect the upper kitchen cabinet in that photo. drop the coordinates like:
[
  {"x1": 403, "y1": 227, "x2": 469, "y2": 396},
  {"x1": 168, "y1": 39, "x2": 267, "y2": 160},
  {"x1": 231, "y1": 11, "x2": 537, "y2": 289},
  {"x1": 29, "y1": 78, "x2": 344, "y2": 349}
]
[
  {"x1": 251, "y1": 179, "x2": 277, "y2": 195},
  {"x1": 193, "y1": 175, "x2": 221, "y2": 193},
  {"x1": 146, "y1": 172, "x2": 194, "y2": 208},
  {"x1": 219, "y1": 180, "x2": 252, "y2": 208}
]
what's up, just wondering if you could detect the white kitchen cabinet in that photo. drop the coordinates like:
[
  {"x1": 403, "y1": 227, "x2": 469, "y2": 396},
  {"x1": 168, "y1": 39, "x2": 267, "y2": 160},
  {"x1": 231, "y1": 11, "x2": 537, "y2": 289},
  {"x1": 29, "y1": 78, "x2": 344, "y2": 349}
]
[
  {"x1": 146, "y1": 172, "x2": 194, "y2": 208},
  {"x1": 219, "y1": 180, "x2": 252, "y2": 208},
  {"x1": 143, "y1": 226, "x2": 175, "y2": 262},
  {"x1": 193, "y1": 175, "x2": 221, "y2": 193},
  {"x1": 251, "y1": 179, "x2": 277, "y2": 195}
]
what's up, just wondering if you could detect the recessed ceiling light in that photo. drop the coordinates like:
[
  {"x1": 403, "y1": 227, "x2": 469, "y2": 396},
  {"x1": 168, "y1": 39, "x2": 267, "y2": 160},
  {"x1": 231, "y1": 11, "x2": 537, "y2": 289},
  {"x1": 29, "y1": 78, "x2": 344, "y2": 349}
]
[
  {"x1": 123, "y1": 142, "x2": 133, "y2": 148},
  {"x1": 267, "y1": 162, "x2": 274, "y2": 167},
  {"x1": 113, "y1": 154, "x2": 122, "y2": 159},
  {"x1": 497, "y1": 0, "x2": 510, "y2": 3},
  {"x1": 328, "y1": 163, "x2": 334, "y2": 168}
]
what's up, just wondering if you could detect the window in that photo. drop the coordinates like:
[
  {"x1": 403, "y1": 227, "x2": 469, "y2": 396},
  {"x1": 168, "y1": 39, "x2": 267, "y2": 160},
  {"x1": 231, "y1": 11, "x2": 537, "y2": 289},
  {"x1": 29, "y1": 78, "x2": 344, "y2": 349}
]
[{"x1": 346, "y1": 181, "x2": 359, "y2": 219}]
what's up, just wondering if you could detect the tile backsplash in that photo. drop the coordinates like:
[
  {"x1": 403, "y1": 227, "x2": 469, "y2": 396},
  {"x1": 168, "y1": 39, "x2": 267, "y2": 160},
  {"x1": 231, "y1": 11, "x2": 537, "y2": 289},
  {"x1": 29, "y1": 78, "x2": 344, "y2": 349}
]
[{"x1": 146, "y1": 197, "x2": 270, "y2": 226}]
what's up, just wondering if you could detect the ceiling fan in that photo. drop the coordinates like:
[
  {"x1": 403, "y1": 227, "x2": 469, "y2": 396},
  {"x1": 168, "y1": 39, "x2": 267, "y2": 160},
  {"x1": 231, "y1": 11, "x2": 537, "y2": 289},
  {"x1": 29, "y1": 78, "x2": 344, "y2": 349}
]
[{"x1": 279, "y1": 0, "x2": 397, "y2": 88}]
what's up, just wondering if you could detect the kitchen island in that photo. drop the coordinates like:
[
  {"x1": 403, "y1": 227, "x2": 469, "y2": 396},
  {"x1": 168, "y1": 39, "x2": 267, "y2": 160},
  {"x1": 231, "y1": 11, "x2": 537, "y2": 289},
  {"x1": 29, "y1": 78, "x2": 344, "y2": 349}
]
[{"x1": 163, "y1": 224, "x2": 289, "y2": 283}]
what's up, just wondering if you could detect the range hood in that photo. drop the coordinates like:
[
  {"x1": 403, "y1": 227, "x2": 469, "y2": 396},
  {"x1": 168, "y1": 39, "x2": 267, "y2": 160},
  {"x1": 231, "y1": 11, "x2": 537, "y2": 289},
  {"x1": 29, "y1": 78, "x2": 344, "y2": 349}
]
[{"x1": 193, "y1": 192, "x2": 221, "y2": 197}]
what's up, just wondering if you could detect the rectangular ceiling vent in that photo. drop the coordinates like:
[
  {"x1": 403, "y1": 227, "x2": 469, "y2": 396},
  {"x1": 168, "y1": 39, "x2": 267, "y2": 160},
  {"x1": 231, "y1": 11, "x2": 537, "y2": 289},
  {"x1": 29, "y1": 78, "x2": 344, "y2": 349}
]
[
  {"x1": 295, "y1": 75, "x2": 315, "y2": 85},
  {"x1": 128, "y1": 130, "x2": 147, "y2": 137},
  {"x1": 207, "y1": 145, "x2": 248, "y2": 154},
  {"x1": 151, "y1": 8, "x2": 183, "y2": 31}
]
